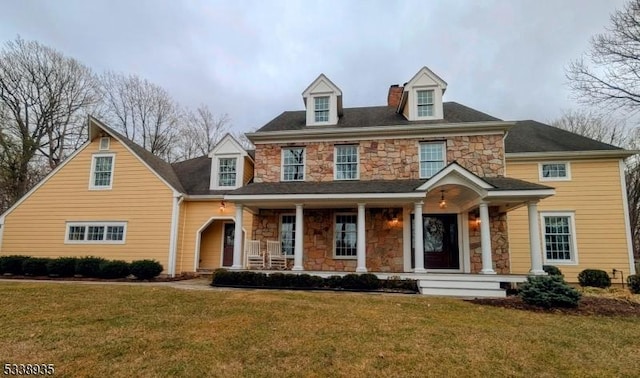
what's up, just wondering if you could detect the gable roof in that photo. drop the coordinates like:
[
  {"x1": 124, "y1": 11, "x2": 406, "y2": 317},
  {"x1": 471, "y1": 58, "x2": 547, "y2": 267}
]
[
  {"x1": 89, "y1": 117, "x2": 185, "y2": 193},
  {"x1": 505, "y1": 120, "x2": 623, "y2": 153},
  {"x1": 256, "y1": 102, "x2": 501, "y2": 132}
]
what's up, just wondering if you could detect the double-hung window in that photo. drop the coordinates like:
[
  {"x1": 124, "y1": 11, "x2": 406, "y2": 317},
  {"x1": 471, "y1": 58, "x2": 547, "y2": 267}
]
[
  {"x1": 335, "y1": 145, "x2": 358, "y2": 180},
  {"x1": 65, "y1": 222, "x2": 127, "y2": 244},
  {"x1": 314, "y1": 96, "x2": 330, "y2": 122},
  {"x1": 280, "y1": 215, "x2": 296, "y2": 257},
  {"x1": 218, "y1": 158, "x2": 237, "y2": 187},
  {"x1": 540, "y1": 162, "x2": 570, "y2": 181},
  {"x1": 335, "y1": 214, "x2": 357, "y2": 258},
  {"x1": 541, "y1": 213, "x2": 577, "y2": 264},
  {"x1": 417, "y1": 90, "x2": 434, "y2": 117},
  {"x1": 419, "y1": 142, "x2": 446, "y2": 178},
  {"x1": 282, "y1": 147, "x2": 305, "y2": 181},
  {"x1": 90, "y1": 154, "x2": 115, "y2": 189}
]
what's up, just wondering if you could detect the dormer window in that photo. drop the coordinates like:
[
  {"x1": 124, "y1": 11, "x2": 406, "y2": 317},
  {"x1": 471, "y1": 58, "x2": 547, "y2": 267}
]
[
  {"x1": 302, "y1": 74, "x2": 343, "y2": 126},
  {"x1": 218, "y1": 158, "x2": 237, "y2": 187},
  {"x1": 314, "y1": 96, "x2": 330, "y2": 122},
  {"x1": 417, "y1": 90, "x2": 434, "y2": 117}
]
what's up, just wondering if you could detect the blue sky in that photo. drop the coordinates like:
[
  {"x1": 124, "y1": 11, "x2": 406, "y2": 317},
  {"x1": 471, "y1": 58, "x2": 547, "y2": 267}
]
[{"x1": 0, "y1": 0, "x2": 627, "y2": 132}]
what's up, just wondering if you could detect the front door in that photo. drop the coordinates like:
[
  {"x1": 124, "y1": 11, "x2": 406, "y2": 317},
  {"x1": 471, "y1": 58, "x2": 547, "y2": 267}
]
[
  {"x1": 222, "y1": 223, "x2": 235, "y2": 267},
  {"x1": 411, "y1": 214, "x2": 460, "y2": 270}
]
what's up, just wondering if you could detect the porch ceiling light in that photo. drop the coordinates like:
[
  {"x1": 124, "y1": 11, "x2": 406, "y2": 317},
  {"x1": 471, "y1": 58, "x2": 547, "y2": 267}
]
[
  {"x1": 219, "y1": 201, "x2": 226, "y2": 212},
  {"x1": 439, "y1": 190, "x2": 447, "y2": 209}
]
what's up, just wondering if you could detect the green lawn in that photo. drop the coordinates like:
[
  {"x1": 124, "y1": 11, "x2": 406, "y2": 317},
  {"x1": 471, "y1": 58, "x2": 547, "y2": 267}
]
[{"x1": 1, "y1": 281, "x2": 638, "y2": 377}]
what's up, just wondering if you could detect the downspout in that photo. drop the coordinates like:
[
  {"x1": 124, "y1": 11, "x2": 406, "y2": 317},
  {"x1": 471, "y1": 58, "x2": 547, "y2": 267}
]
[{"x1": 168, "y1": 193, "x2": 184, "y2": 277}]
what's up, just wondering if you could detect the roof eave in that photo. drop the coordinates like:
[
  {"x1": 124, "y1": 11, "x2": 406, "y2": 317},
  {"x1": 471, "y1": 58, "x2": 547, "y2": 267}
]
[
  {"x1": 506, "y1": 150, "x2": 639, "y2": 161},
  {"x1": 247, "y1": 121, "x2": 516, "y2": 143}
]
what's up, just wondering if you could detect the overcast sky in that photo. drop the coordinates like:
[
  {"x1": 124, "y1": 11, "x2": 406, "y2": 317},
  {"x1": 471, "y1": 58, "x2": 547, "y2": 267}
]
[{"x1": 0, "y1": 0, "x2": 628, "y2": 132}]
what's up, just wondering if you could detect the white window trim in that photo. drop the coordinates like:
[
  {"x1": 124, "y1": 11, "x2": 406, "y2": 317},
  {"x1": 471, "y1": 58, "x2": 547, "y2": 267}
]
[
  {"x1": 99, "y1": 137, "x2": 110, "y2": 151},
  {"x1": 540, "y1": 211, "x2": 579, "y2": 266},
  {"x1": 412, "y1": 87, "x2": 440, "y2": 121},
  {"x1": 539, "y1": 161, "x2": 571, "y2": 182},
  {"x1": 333, "y1": 212, "x2": 358, "y2": 259},
  {"x1": 280, "y1": 213, "x2": 296, "y2": 258},
  {"x1": 89, "y1": 153, "x2": 115, "y2": 190},
  {"x1": 308, "y1": 94, "x2": 334, "y2": 126},
  {"x1": 64, "y1": 221, "x2": 128, "y2": 244},
  {"x1": 281, "y1": 147, "x2": 306, "y2": 182},
  {"x1": 217, "y1": 156, "x2": 239, "y2": 188},
  {"x1": 314, "y1": 96, "x2": 330, "y2": 124},
  {"x1": 418, "y1": 141, "x2": 447, "y2": 179},
  {"x1": 334, "y1": 144, "x2": 360, "y2": 181},
  {"x1": 211, "y1": 155, "x2": 242, "y2": 190}
]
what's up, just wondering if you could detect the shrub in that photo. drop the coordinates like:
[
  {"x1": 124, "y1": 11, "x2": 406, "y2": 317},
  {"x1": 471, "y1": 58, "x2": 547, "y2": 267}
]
[
  {"x1": 130, "y1": 259, "x2": 164, "y2": 280},
  {"x1": 325, "y1": 275, "x2": 343, "y2": 289},
  {"x1": 542, "y1": 265, "x2": 563, "y2": 276},
  {"x1": 0, "y1": 255, "x2": 31, "y2": 275},
  {"x1": 519, "y1": 275, "x2": 581, "y2": 308},
  {"x1": 340, "y1": 273, "x2": 381, "y2": 290},
  {"x1": 291, "y1": 273, "x2": 324, "y2": 288},
  {"x1": 381, "y1": 278, "x2": 418, "y2": 292},
  {"x1": 47, "y1": 257, "x2": 78, "y2": 277},
  {"x1": 22, "y1": 258, "x2": 49, "y2": 276},
  {"x1": 211, "y1": 269, "x2": 234, "y2": 286},
  {"x1": 266, "y1": 272, "x2": 287, "y2": 287},
  {"x1": 628, "y1": 274, "x2": 640, "y2": 294},
  {"x1": 75, "y1": 256, "x2": 107, "y2": 277},
  {"x1": 578, "y1": 269, "x2": 611, "y2": 288},
  {"x1": 99, "y1": 260, "x2": 130, "y2": 279}
]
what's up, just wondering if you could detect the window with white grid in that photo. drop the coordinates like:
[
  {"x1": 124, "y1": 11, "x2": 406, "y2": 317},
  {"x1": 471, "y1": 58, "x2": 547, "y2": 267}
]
[
  {"x1": 280, "y1": 215, "x2": 296, "y2": 257},
  {"x1": 417, "y1": 90, "x2": 434, "y2": 117},
  {"x1": 540, "y1": 162, "x2": 570, "y2": 181},
  {"x1": 419, "y1": 142, "x2": 446, "y2": 178},
  {"x1": 282, "y1": 147, "x2": 305, "y2": 181},
  {"x1": 335, "y1": 145, "x2": 358, "y2": 180},
  {"x1": 218, "y1": 158, "x2": 237, "y2": 187},
  {"x1": 90, "y1": 154, "x2": 114, "y2": 189},
  {"x1": 542, "y1": 213, "x2": 577, "y2": 264},
  {"x1": 334, "y1": 214, "x2": 357, "y2": 258},
  {"x1": 314, "y1": 96, "x2": 330, "y2": 122},
  {"x1": 66, "y1": 222, "x2": 126, "y2": 244}
]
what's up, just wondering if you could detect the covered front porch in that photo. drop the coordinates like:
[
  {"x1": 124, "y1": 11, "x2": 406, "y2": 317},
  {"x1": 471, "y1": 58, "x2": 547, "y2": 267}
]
[{"x1": 225, "y1": 163, "x2": 555, "y2": 279}]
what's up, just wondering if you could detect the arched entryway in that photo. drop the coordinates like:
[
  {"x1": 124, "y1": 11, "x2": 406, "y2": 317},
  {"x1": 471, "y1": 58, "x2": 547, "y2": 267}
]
[{"x1": 194, "y1": 217, "x2": 244, "y2": 271}]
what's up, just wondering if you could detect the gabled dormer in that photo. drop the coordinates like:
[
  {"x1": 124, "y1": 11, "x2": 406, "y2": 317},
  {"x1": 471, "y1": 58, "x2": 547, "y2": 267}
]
[
  {"x1": 302, "y1": 74, "x2": 343, "y2": 126},
  {"x1": 401, "y1": 67, "x2": 447, "y2": 121},
  {"x1": 209, "y1": 134, "x2": 250, "y2": 190}
]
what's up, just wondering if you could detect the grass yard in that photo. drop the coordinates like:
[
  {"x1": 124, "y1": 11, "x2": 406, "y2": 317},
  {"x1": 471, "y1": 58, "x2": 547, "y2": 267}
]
[{"x1": 1, "y1": 282, "x2": 639, "y2": 377}]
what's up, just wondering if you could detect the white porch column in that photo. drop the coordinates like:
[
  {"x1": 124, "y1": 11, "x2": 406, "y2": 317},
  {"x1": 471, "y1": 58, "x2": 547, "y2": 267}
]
[
  {"x1": 356, "y1": 203, "x2": 367, "y2": 273},
  {"x1": 292, "y1": 204, "x2": 304, "y2": 271},
  {"x1": 414, "y1": 201, "x2": 426, "y2": 273},
  {"x1": 479, "y1": 202, "x2": 496, "y2": 274},
  {"x1": 231, "y1": 204, "x2": 244, "y2": 270},
  {"x1": 528, "y1": 201, "x2": 545, "y2": 275}
]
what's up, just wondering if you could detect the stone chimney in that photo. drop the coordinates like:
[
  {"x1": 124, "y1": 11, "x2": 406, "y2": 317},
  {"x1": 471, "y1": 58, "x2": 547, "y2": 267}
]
[{"x1": 387, "y1": 84, "x2": 403, "y2": 108}]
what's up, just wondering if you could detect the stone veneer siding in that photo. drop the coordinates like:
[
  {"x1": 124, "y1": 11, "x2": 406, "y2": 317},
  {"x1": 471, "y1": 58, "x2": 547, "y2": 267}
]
[
  {"x1": 251, "y1": 208, "x2": 404, "y2": 272},
  {"x1": 468, "y1": 207, "x2": 510, "y2": 274},
  {"x1": 254, "y1": 135, "x2": 504, "y2": 183}
]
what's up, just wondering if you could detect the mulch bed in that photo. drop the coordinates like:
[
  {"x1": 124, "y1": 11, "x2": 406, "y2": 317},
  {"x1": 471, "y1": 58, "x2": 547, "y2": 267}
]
[
  {"x1": 0, "y1": 274, "x2": 194, "y2": 283},
  {"x1": 471, "y1": 295, "x2": 640, "y2": 317}
]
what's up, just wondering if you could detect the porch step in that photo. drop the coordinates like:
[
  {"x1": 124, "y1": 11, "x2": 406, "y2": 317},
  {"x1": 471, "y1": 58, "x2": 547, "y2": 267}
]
[{"x1": 418, "y1": 278, "x2": 506, "y2": 298}]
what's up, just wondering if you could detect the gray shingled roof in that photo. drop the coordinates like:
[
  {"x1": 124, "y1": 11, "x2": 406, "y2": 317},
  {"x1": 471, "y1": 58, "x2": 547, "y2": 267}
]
[
  {"x1": 257, "y1": 102, "x2": 501, "y2": 132},
  {"x1": 96, "y1": 121, "x2": 186, "y2": 193},
  {"x1": 506, "y1": 120, "x2": 623, "y2": 153},
  {"x1": 170, "y1": 156, "x2": 233, "y2": 196},
  {"x1": 227, "y1": 176, "x2": 551, "y2": 196}
]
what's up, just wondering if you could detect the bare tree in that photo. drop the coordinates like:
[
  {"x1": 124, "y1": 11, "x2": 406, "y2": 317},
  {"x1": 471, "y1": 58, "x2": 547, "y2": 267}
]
[
  {"x1": 176, "y1": 105, "x2": 230, "y2": 160},
  {"x1": 0, "y1": 37, "x2": 98, "y2": 210},
  {"x1": 567, "y1": 0, "x2": 640, "y2": 113},
  {"x1": 99, "y1": 71, "x2": 181, "y2": 161},
  {"x1": 550, "y1": 109, "x2": 629, "y2": 147}
]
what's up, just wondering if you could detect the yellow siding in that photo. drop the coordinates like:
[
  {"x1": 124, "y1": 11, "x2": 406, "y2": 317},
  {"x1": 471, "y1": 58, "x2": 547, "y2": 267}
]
[
  {"x1": 1, "y1": 136, "x2": 174, "y2": 270},
  {"x1": 507, "y1": 159, "x2": 631, "y2": 282},
  {"x1": 243, "y1": 157, "x2": 254, "y2": 185},
  {"x1": 175, "y1": 201, "x2": 253, "y2": 273}
]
